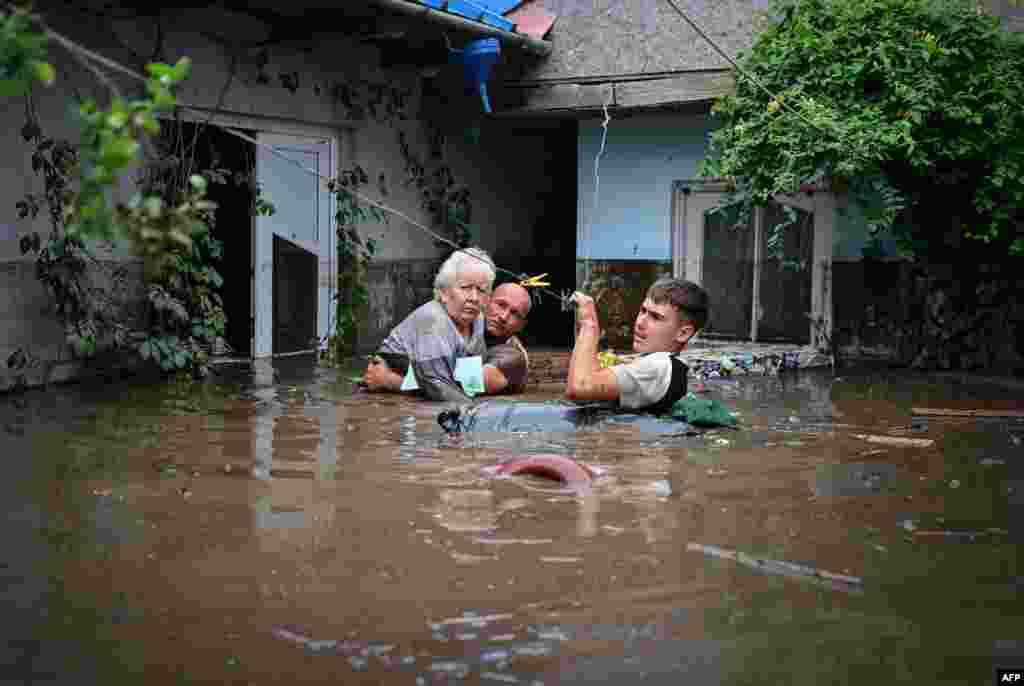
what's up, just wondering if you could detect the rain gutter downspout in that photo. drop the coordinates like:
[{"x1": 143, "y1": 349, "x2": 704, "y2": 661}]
[{"x1": 367, "y1": 0, "x2": 553, "y2": 57}]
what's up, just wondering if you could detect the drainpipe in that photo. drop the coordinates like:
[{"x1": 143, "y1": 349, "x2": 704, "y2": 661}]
[{"x1": 367, "y1": 0, "x2": 553, "y2": 57}]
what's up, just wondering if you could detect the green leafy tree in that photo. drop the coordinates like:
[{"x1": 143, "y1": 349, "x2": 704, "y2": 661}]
[{"x1": 705, "y1": 0, "x2": 1024, "y2": 260}]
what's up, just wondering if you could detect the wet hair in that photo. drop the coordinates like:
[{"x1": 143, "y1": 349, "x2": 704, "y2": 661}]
[
  {"x1": 434, "y1": 247, "x2": 496, "y2": 300},
  {"x1": 646, "y1": 277, "x2": 709, "y2": 332}
]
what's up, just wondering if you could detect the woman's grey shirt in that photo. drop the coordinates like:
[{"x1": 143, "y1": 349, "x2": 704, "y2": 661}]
[{"x1": 378, "y1": 300, "x2": 486, "y2": 403}]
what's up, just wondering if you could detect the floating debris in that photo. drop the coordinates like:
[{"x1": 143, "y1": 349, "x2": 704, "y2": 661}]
[
  {"x1": 307, "y1": 640, "x2": 338, "y2": 653},
  {"x1": 364, "y1": 643, "x2": 395, "y2": 656},
  {"x1": 431, "y1": 612, "x2": 515, "y2": 628},
  {"x1": 980, "y1": 458, "x2": 1006, "y2": 466},
  {"x1": 687, "y1": 542, "x2": 863, "y2": 591},
  {"x1": 481, "y1": 649, "x2": 511, "y2": 663},
  {"x1": 912, "y1": 528, "x2": 1008, "y2": 542},
  {"x1": 854, "y1": 434, "x2": 934, "y2": 448},
  {"x1": 651, "y1": 479, "x2": 673, "y2": 496},
  {"x1": 347, "y1": 656, "x2": 368, "y2": 671},
  {"x1": 512, "y1": 642, "x2": 552, "y2": 657},
  {"x1": 481, "y1": 673, "x2": 519, "y2": 683},
  {"x1": 429, "y1": 661, "x2": 470, "y2": 678},
  {"x1": 912, "y1": 406, "x2": 1024, "y2": 419},
  {"x1": 272, "y1": 626, "x2": 310, "y2": 645},
  {"x1": 535, "y1": 628, "x2": 570, "y2": 642}
]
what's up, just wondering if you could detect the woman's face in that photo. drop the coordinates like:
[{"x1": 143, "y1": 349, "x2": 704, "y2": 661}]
[{"x1": 439, "y1": 267, "x2": 492, "y2": 333}]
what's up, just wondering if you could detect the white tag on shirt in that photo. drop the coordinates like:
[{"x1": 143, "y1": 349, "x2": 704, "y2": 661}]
[
  {"x1": 454, "y1": 355, "x2": 485, "y2": 397},
  {"x1": 399, "y1": 364, "x2": 419, "y2": 391}
]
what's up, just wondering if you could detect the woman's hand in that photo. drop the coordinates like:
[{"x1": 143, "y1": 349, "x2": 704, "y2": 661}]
[{"x1": 364, "y1": 356, "x2": 402, "y2": 392}]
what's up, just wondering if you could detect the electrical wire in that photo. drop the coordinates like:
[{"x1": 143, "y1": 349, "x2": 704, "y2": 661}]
[
  {"x1": 660, "y1": 0, "x2": 845, "y2": 141},
  {"x1": 16, "y1": 9, "x2": 572, "y2": 307}
]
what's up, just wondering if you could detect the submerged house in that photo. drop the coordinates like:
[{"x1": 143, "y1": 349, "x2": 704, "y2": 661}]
[
  {"x1": 0, "y1": 0, "x2": 568, "y2": 389},
  {"x1": 490, "y1": 0, "x2": 840, "y2": 360},
  {"x1": 488, "y1": 0, "x2": 1024, "y2": 368},
  {"x1": 5, "y1": 0, "x2": 1019, "y2": 392}
]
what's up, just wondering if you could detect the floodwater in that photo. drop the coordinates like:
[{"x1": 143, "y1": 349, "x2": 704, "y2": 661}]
[{"x1": 1, "y1": 358, "x2": 1021, "y2": 685}]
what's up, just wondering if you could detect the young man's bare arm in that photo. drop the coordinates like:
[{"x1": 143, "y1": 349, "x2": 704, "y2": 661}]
[{"x1": 565, "y1": 293, "x2": 620, "y2": 403}]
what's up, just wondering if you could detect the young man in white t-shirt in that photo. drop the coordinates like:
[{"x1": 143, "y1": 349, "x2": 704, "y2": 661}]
[{"x1": 565, "y1": 278, "x2": 709, "y2": 414}]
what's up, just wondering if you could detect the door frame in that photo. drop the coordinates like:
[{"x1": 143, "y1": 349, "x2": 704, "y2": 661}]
[
  {"x1": 671, "y1": 179, "x2": 834, "y2": 347},
  {"x1": 172, "y1": 108, "x2": 342, "y2": 359},
  {"x1": 254, "y1": 131, "x2": 336, "y2": 359}
]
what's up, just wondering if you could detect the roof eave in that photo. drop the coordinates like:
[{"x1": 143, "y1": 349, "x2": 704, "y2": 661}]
[{"x1": 366, "y1": 0, "x2": 553, "y2": 56}]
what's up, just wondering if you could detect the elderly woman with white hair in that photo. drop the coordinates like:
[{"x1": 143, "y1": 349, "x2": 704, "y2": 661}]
[{"x1": 367, "y1": 247, "x2": 496, "y2": 403}]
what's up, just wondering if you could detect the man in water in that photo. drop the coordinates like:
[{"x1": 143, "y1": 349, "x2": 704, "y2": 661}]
[
  {"x1": 565, "y1": 277, "x2": 709, "y2": 413},
  {"x1": 363, "y1": 279, "x2": 532, "y2": 398}
]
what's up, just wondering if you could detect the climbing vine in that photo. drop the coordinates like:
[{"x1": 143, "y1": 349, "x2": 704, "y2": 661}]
[
  {"x1": 399, "y1": 128, "x2": 477, "y2": 248},
  {"x1": 3, "y1": 5, "x2": 213, "y2": 381},
  {"x1": 326, "y1": 166, "x2": 385, "y2": 361},
  {"x1": 4, "y1": 4, "x2": 487, "y2": 382}
]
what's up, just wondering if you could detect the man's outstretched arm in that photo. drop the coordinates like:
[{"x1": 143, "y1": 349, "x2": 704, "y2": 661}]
[{"x1": 565, "y1": 292, "x2": 620, "y2": 403}]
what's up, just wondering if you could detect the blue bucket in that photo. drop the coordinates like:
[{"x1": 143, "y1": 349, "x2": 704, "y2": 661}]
[{"x1": 462, "y1": 38, "x2": 500, "y2": 113}]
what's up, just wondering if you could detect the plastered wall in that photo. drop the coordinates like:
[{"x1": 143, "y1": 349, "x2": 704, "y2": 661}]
[{"x1": 1, "y1": 4, "x2": 557, "y2": 388}]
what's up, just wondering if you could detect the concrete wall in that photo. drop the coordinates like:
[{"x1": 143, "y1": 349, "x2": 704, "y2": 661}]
[
  {"x1": 577, "y1": 110, "x2": 715, "y2": 261},
  {"x1": 1, "y1": 4, "x2": 556, "y2": 389}
]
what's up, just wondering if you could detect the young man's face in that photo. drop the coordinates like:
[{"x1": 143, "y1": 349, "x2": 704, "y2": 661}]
[{"x1": 632, "y1": 298, "x2": 694, "y2": 354}]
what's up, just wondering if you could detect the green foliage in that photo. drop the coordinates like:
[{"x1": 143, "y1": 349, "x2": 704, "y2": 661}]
[
  {"x1": 135, "y1": 172, "x2": 226, "y2": 378},
  {"x1": 399, "y1": 129, "x2": 477, "y2": 249},
  {"x1": 327, "y1": 165, "x2": 386, "y2": 361},
  {"x1": 71, "y1": 58, "x2": 191, "y2": 243},
  {"x1": 18, "y1": 126, "x2": 129, "y2": 359},
  {"x1": 705, "y1": 0, "x2": 1024, "y2": 259},
  {"x1": 0, "y1": 6, "x2": 53, "y2": 96}
]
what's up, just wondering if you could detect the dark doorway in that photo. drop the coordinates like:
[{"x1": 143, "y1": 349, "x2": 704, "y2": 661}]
[
  {"x1": 701, "y1": 203, "x2": 755, "y2": 339},
  {"x1": 156, "y1": 119, "x2": 256, "y2": 356},
  {"x1": 496, "y1": 119, "x2": 578, "y2": 349},
  {"x1": 273, "y1": 235, "x2": 318, "y2": 355},
  {"x1": 758, "y1": 203, "x2": 814, "y2": 343}
]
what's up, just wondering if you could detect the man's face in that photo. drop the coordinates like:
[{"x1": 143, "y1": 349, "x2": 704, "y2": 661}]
[
  {"x1": 632, "y1": 298, "x2": 694, "y2": 354},
  {"x1": 486, "y1": 284, "x2": 530, "y2": 339}
]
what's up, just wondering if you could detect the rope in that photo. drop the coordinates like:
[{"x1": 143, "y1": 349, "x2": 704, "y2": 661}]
[
  {"x1": 17, "y1": 8, "x2": 570, "y2": 306},
  {"x1": 20, "y1": 0, "x2": 850, "y2": 327},
  {"x1": 583, "y1": 86, "x2": 613, "y2": 292}
]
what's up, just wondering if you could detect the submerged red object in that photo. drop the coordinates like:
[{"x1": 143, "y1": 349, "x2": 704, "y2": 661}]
[{"x1": 485, "y1": 454, "x2": 600, "y2": 488}]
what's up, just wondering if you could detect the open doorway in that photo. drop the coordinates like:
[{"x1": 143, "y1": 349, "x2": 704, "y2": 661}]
[{"x1": 156, "y1": 119, "x2": 256, "y2": 356}]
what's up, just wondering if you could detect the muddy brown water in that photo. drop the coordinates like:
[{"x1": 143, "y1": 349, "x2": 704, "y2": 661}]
[{"x1": 1, "y1": 358, "x2": 1021, "y2": 685}]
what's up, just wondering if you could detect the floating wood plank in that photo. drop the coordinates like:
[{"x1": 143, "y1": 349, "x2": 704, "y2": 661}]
[
  {"x1": 687, "y1": 542, "x2": 863, "y2": 589},
  {"x1": 614, "y1": 72, "x2": 735, "y2": 108},
  {"x1": 853, "y1": 434, "x2": 935, "y2": 448},
  {"x1": 912, "y1": 406, "x2": 1024, "y2": 419}
]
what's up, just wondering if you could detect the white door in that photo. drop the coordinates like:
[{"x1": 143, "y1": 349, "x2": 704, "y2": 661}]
[{"x1": 253, "y1": 133, "x2": 335, "y2": 358}]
